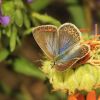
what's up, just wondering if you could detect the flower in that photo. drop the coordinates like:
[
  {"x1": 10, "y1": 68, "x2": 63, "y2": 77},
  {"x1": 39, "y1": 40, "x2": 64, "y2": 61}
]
[
  {"x1": 41, "y1": 36, "x2": 100, "y2": 94},
  {"x1": 68, "y1": 90, "x2": 98, "y2": 100},
  {"x1": 26, "y1": 0, "x2": 32, "y2": 3},
  {"x1": 86, "y1": 90, "x2": 96, "y2": 100},
  {"x1": 68, "y1": 94, "x2": 85, "y2": 100},
  {"x1": 0, "y1": 16, "x2": 10, "y2": 26},
  {"x1": 0, "y1": 0, "x2": 2, "y2": 4}
]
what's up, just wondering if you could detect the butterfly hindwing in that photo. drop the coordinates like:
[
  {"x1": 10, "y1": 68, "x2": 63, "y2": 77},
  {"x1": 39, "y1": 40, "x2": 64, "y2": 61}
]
[
  {"x1": 55, "y1": 59, "x2": 78, "y2": 71},
  {"x1": 55, "y1": 44, "x2": 90, "y2": 71},
  {"x1": 32, "y1": 25, "x2": 58, "y2": 59}
]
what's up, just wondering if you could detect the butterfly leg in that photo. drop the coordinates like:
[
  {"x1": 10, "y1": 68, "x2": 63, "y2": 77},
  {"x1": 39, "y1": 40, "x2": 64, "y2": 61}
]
[{"x1": 50, "y1": 62, "x2": 55, "y2": 69}]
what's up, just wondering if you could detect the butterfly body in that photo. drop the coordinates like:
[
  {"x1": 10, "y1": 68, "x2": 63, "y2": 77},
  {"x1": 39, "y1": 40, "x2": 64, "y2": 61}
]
[{"x1": 32, "y1": 23, "x2": 90, "y2": 71}]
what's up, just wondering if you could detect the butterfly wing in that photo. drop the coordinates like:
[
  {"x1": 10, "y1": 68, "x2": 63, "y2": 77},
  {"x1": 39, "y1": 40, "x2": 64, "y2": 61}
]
[
  {"x1": 55, "y1": 44, "x2": 90, "y2": 71},
  {"x1": 32, "y1": 25, "x2": 58, "y2": 59},
  {"x1": 58, "y1": 23, "x2": 81, "y2": 54}
]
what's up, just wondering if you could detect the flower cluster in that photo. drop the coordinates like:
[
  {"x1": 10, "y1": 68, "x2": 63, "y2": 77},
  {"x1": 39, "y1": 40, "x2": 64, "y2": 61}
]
[
  {"x1": 42, "y1": 35, "x2": 100, "y2": 94},
  {"x1": 68, "y1": 90, "x2": 99, "y2": 100}
]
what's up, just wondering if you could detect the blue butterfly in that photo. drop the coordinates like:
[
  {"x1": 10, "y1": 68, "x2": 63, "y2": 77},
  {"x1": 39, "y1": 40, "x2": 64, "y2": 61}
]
[{"x1": 32, "y1": 23, "x2": 90, "y2": 71}]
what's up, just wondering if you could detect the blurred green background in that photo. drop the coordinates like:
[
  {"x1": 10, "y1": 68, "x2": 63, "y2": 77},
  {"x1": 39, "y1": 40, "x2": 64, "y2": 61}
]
[{"x1": 0, "y1": 0, "x2": 100, "y2": 100}]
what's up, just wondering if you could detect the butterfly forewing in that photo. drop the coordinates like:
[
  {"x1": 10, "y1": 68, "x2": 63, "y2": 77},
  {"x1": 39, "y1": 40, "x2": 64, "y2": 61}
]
[
  {"x1": 32, "y1": 25, "x2": 58, "y2": 59},
  {"x1": 58, "y1": 23, "x2": 81, "y2": 54}
]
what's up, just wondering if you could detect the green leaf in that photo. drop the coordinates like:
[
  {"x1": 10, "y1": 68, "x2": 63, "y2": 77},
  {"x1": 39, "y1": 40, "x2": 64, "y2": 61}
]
[
  {"x1": 0, "y1": 82, "x2": 11, "y2": 95},
  {"x1": 6, "y1": 26, "x2": 12, "y2": 37},
  {"x1": 15, "y1": 9, "x2": 23, "y2": 27},
  {"x1": 0, "y1": 30, "x2": 1, "y2": 38},
  {"x1": 96, "y1": 88, "x2": 100, "y2": 97},
  {"x1": 13, "y1": 58, "x2": 46, "y2": 80},
  {"x1": 67, "y1": 6, "x2": 87, "y2": 28},
  {"x1": 0, "y1": 48, "x2": 9, "y2": 62},
  {"x1": 32, "y1": 12, "x2": 61, "y2": 26},
  {"x1": 16, "y1": 36, "x2": 21, "y2": 45},
  {"x1": 23, "y1": 28, "x2": 33, "y2": 35},
  {"x1": 14, "y1": 0, "x2": 24, "y2": 9},
  {"x1": 65, "y1": 0, "x2": 79, "y2": 4},
  {"x1": 30, "y1": 0, "x2": 51, "y2": 11},
  {"x1": 16, "y1": 92, "x2": 33, "y2": 100},
  {"x1": 31, "y1": 18, "x2": 40, "y2": 26},
  {"x1": 10, "y1": 25, "x2": 17, "y2": 52},
  {"x1": 24, "y1": 13, "x2": 31, "y2": 29},
  {"x1": 2, "y1": 1, "x2": 15, "y2": 23}
]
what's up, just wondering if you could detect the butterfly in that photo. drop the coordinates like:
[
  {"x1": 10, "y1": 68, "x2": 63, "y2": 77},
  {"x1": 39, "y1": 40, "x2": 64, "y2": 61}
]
[{"x1": 32, "y1": 23, "x2": 90, "y2": 71}]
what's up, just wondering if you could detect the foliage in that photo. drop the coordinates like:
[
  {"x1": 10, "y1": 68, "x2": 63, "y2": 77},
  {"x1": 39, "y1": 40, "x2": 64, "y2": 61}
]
[
  {"x1": 13, "y1": 57, "x2": 46, "y2": 80},
  {"x1": 0, "y1": 0, "x2": 100, "y2": 99},
  {"x1": 0, "y1": 0, "x2": 62, "y2": 76}
]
